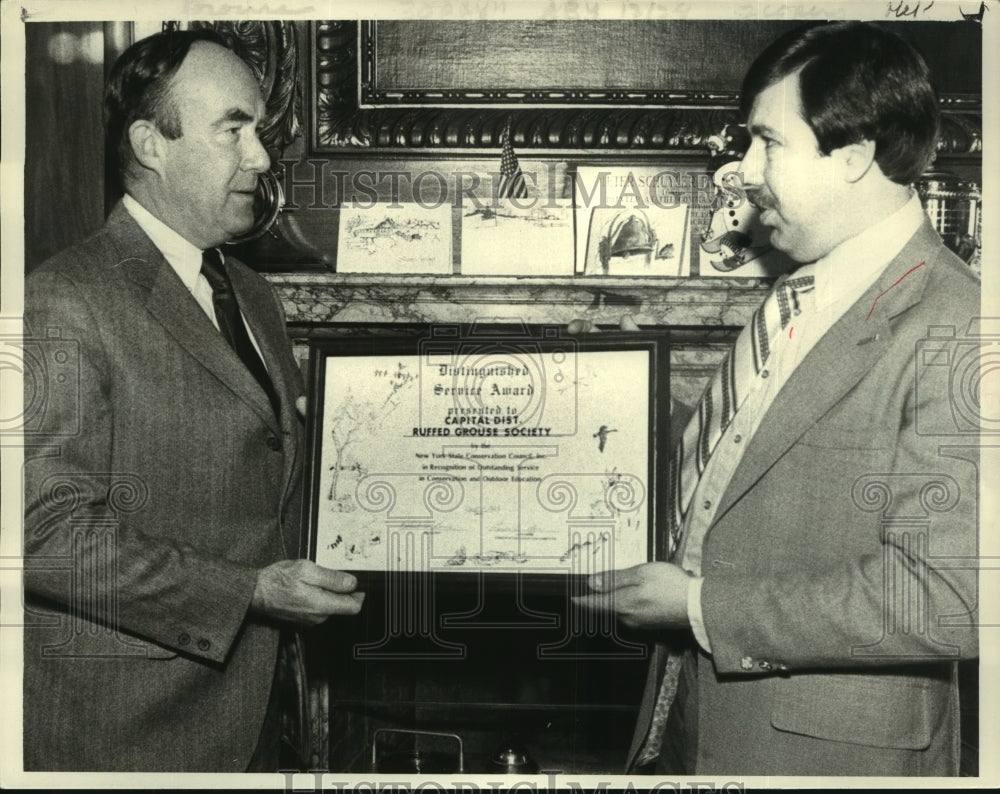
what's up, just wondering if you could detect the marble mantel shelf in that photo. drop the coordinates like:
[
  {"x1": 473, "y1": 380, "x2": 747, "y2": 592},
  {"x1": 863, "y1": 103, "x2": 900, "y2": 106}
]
[{"x1": 265, "y1": 273, "x2": 773, "y2": 329}]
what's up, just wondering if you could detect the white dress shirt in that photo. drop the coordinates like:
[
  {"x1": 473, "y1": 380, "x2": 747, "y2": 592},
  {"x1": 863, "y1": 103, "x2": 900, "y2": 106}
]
[
  {"x1": 122, "y1": 193, "x2": 267, "y2": 364},
  {"x1": 684, "y1": 192, "x2": 927, "y2": 652}
]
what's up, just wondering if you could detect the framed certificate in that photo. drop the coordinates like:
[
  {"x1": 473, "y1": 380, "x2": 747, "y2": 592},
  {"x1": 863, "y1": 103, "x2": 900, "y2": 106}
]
[{"x1": 303, "y1": 324, "x2": 669, "y2": 584}]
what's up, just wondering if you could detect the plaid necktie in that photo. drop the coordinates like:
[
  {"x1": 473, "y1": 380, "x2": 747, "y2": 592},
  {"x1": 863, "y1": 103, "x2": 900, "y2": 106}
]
[
  {"x1": 201, "y1": 248, "x2": 280, "y2": 417},
  {"x1": 634, "y1": 267, "x2": 816, "y2": 770}
]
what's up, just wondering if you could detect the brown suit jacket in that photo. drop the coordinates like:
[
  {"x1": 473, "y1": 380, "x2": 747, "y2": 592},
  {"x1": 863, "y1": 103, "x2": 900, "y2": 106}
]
[
  {"x1": 22, "y1": 203, "x2": 305, "y2": 771},
  {"x1": 628, "y1": 219, "x2": 980, "y2": 776}
]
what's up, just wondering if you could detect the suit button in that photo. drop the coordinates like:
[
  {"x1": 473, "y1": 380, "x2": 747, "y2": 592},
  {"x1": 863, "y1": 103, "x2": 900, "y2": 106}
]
[
  {"x1": 758, "y1": 660, "x2": 773, "y2": 671},
  {"x1": 266, "y1": 436, "x2": 282, "y2": 451},
  {"x1": 761, "y1": 369, "x2": 770, "y2": 379},
  {"x1": 702, "y1": 500, "x2": 712, "y2": 510},
  {"x1": 733, "y1": 434, "x2": 742, "y2": 443},
  {"x1": 197, "y1": 638, "x2": 211, "y2": 652},
  {"x1": 178, "y1": 633, "x2": 191, "y2": 646},
  {"x1": 740, "y1": 656, "x2": 754, "y2": 671}
]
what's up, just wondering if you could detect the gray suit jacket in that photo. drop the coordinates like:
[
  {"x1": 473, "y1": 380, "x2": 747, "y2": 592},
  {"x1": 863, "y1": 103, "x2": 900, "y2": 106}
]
[
  {"x1": 628, "y1": 219, "x2": 980, "y2": 776},
  {"x1": 22, "y1": 203, "x2": 305, "y2": 771}
]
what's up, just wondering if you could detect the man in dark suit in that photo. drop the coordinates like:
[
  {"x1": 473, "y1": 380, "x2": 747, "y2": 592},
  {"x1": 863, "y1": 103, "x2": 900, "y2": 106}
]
[
  {"x1": 576, "y1": 22, "x2": 979, "y2": 775},
  {"x1": 23, "y1": 29, "x2": 363, "y2": 772}
]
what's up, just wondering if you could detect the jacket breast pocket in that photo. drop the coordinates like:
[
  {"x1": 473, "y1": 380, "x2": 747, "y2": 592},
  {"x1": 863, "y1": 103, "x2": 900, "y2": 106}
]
[{"x1": 770, "y1": 672, "x2": 934, "y2": 750}]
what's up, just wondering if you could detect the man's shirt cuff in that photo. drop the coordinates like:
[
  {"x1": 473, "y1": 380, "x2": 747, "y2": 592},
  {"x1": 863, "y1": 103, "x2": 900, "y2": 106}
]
[{"x1": 687, "y1": 575, "x2": 712, "y2": 653}]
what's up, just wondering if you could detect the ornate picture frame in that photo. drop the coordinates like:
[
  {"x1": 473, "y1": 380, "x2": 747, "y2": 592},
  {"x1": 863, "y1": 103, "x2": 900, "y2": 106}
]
[{"x1": 311, "y1": 19, "x2": 981, "y2": 154}]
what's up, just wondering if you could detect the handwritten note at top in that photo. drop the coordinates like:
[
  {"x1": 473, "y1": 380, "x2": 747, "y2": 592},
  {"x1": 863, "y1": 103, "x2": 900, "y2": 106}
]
[{"x1": 887, "y1": 0, "x2": 935, "y2": 18}]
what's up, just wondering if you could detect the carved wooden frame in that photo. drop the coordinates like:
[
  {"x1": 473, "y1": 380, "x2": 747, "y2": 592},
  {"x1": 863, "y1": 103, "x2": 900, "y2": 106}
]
[{"x1": 311, "y1": 20, "x2": 982, "y2": 154}]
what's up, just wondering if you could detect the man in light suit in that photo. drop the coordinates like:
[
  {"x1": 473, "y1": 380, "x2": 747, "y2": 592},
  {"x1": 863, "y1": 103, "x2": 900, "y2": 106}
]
[
  {"x1": 23, "y1": 29, "x2": 363, "y2": 772},
  {"x1": 576, "y1": 22, "x2": 979, "y2": 776}
]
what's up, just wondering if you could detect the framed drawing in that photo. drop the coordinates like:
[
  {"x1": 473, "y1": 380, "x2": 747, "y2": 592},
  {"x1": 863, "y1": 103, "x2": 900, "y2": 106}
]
[
  {"x1": 460, "y1": 199, "x2": 575, "y2": 276},
  {"x1": 573, "y1": 166, "x2": 691, "y2": 277},
  {"x1": 303, "y1": 324, "x2": 670, "y2": 584},
  {"x1": 336, "y1": 202, "x2": 453, "y2": 274}
]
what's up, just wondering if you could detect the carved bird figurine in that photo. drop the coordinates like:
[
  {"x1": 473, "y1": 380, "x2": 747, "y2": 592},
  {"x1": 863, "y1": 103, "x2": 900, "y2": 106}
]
[{"x1": 593, "y1": 425, "x2": 617, "y2": 453}]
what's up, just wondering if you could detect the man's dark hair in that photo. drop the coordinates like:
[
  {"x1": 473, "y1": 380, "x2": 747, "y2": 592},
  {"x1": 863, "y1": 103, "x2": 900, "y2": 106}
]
[
  {"x1": 740, "y1": 21, "x2": 940, "y2": 185},
  {"x1": 104, "y1": 28, "x2": 228, "y2": 188}
]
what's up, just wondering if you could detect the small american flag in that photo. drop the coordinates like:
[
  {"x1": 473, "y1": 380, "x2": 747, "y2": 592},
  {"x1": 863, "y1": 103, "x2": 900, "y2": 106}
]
[{"x1": 497, "y1": 122, "x2": 529, "y2": 199}]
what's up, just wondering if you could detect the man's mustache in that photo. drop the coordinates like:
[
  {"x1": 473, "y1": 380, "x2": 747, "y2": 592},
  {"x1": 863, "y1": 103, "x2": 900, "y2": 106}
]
[{"x1": 744, "y1": 189, "x2": 775, "y2": 211}]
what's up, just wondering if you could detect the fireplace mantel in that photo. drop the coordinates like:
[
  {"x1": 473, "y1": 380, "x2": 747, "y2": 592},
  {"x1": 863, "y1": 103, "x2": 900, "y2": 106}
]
[{"x1": 268, "y1": 273, "x2": 770, "y2": 328}]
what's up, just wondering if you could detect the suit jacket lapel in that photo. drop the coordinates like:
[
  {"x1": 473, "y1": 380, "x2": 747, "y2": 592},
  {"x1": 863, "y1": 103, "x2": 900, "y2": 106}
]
[
  {"x1": 712, "y1": 220, "x2": 938, "y2": 524},
  {"x1": 227, "y1": 261, "x2": 302, "y2": 442},
  {"x1": 227, "y1": 251, "x2": 305, "y2": 558},
  {"x1": 104, "y1": 203, "x2": 280, "y2": 433},
  {"x1": 226, "y1": 263, "x2": 291, "y2": 416}
]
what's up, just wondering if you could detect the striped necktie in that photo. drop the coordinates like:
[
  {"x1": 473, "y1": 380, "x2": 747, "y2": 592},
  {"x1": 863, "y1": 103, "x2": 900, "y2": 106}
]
[
  {"x1": 666, "y1": 266, "x2": 815, "y2": 560},
  {"x1": 633, "y1": 267, "x2": 816, "y2": 770}
]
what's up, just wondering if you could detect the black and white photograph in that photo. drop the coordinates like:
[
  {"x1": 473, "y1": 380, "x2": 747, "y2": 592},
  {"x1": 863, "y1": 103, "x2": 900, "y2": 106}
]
[{"x1": 0, "y1": 0, "x2": 995, "y2": 789}]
